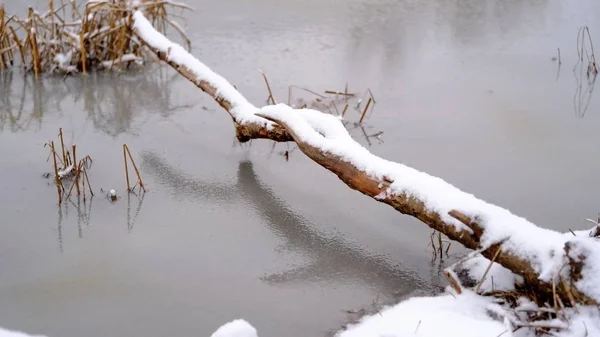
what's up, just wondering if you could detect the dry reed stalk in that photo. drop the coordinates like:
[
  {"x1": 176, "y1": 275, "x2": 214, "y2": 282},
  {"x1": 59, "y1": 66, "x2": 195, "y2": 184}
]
[
  {"x1": 28, "y1": 7, "x2": 42, "y2": 78},
  {"x1": 65, "y1": 161, "x2": 84, "y2": 199},
  {"x1": 324, "y1": 90, "x2": 354, "y2": 97},
  {"x1": 0, "y1": 5, "x2": 9, "y2": 69},
  {"x1": 58, "y1": 127, "x2": 67, "y2": 164},
  {"x1": 1, "y1": 0, "x2": 191, "y2": 74},
  {"x1": 341, "y1": 103, "x2": 349, "y2": 117},
  {"x1": 475, "y1": 247, "x2": 502, "y2": 293},
  {"x1": 124, "y1": 144, "x2": 146, "y2": 192},
  {"x1": 72, "y1": 144, "x2": 80, "y2": 195},
  {"x1": 123, "y1": 144, "x2": 131, "y2": 191},
  {"x1": 359, "y1": 97, "x2": 372, "y2": 123},
  {"x1": 9, "y1": 26, "x2": 26, "y2": 65},
  {"x1": 50, "y1": 141, "x2": 63, "y2": 204},
  {"x1": 260, "y1": 71, "x2": 276, "y2": 105},
  {"x1": 79, "y1": 6, "x2": 87, "y2": 73}
]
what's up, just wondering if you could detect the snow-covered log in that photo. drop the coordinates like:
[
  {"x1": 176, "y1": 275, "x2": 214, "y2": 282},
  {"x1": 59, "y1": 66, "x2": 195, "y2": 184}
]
[
  {"x1": 130, "y1": 11, "x2": 600, "y2": 308},
  {"x1": 131, "y1": 11, "x2": 292, "y2": 143}
]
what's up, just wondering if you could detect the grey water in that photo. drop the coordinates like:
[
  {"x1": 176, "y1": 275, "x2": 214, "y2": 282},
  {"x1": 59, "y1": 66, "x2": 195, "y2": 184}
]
[{"x1": 1, "y1": 1, "x2": 599, "y2": 337}]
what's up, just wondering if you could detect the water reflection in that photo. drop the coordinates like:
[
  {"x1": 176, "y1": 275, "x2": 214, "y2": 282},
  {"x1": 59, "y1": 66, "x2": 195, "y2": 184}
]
[
  {"x1": 54, "y1": 194, "x2": 94, "y2": 253},
  {"x1": 127, "y1": 192, "x2": 146, "y2": 232},
  {"x1": 0, "y1": 68, "x2": 193, "y2": 136},
  {"x1": 141, "y1": 152, "x2": 443, "y2": 298},
  {"x1": 573, "y1": 26, "x2": 598, "y2": 117}
]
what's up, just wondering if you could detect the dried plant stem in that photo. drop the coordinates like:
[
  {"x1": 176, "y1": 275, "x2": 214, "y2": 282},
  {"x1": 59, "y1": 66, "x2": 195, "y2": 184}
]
[
  {"x1": 123, "y1": 144, "x2": 131, "y2": 191},
  {"x1": 72, "y1": 144, "x2": 80, "y2": 195},
  {"x1": 341, "y1": 103, "x2": 349, "y2": 117},
  {"x1": 324, "y1": 90, "x2": 355, "y2": 97},
  {"x1": 359, "y1": 97, "x2": 372, "y2": 123},
  {"x1": 475, "y1": 247, "x2": 502, "y2": 293},
  {"x1": 50, "y1": 141, "x2": 63, "y2": 204},
  {"x1": 124, "y1": 144, "x2": 146, "y2": 192},
  {"x1": 58, "y1": 127, "x2": 67, "y2": 164},
  {"x1": 28, "y1": 7, "x2": 42, "y2": 78},
  {"x1": 261, "y1": 71, "x2": 276, "y2": 105},
  {"x1": 65, "y1": 161, "x2": 84, "y2": 199}
]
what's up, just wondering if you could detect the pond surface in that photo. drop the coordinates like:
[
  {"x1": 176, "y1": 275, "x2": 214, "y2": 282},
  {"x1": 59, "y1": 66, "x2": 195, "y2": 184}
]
[{"x1": 1, "y1": 1, "x2": 600, "y2": 337}]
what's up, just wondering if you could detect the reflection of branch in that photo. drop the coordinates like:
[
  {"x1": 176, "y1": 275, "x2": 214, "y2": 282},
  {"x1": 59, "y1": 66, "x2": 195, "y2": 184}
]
[
  {"x1": 573, "y1": 26, "x2": 598, "y2": 117},
  {"x1": 0, "y1": 68, "x2": 194, "y2": 136},
  {"x1": 141, "y1": 152, "x2": 437, "y2": 296},
  {"x1": 127, "y1": 191, "x2": 146, "y2": 232},
  {"x1": 141, "y1": 151, "x2": 237, "y2": 203}
]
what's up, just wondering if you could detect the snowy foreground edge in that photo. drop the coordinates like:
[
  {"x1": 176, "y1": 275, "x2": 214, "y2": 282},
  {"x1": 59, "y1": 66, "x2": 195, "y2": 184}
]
[{"x1": 4, "y1": 9, "x2": 596, "y2": 337}]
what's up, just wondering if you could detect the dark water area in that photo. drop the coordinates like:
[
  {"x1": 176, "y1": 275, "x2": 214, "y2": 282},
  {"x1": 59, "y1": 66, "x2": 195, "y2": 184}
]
[{"x1": 1, "y1": 1, "x2": 599, "y2": 337}]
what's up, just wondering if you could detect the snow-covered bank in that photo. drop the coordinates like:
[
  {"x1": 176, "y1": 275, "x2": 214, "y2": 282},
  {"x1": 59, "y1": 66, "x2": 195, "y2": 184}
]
[{"x1": 4, "y1": 290, "x2": 597, "y2": 337}]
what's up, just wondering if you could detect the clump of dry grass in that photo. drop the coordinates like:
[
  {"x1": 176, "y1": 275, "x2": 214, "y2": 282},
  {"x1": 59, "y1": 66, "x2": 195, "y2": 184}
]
[
  {"x1": 45, "y1": 127, "x2": 94, "y2": 204},
  {"x1": 0, "y1": 0, "x2": 191, "y2": 77}
]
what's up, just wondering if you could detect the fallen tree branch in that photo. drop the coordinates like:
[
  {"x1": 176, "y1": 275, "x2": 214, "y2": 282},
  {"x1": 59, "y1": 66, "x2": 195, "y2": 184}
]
[
  {"x1": 131, "y1": 11, "x2": 292, "y2": 143},
  {"x1": 131, "y1": 11, "x2": 600, "y2": 307}
]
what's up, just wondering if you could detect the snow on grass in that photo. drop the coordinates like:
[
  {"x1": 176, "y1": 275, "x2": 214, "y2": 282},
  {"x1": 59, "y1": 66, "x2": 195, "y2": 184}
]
[
  {"x1": 100, "y1": 53, "x2": 141, "y2": 68},
  {"x1": 336, "y1": 290, "x2": 507, "y2": 337},
  {"x1": 256, "y1": 104, "x2": 600, "y2": 302},
  {"x1": 131, "y1": 11, "x2": 268, "y2": 128}
]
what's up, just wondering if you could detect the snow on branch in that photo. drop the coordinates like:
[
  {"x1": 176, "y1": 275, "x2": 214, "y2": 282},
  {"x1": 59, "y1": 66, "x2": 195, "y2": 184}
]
[
  {"x1": 131, "y1": 11, "x2": 600, "y2": 308},
  {"x1": 256, "y1": 104, "x2": 600, "y2": 306},
  {"x1": 131, "y1": 11, "x2": 292, "y2": 142}
]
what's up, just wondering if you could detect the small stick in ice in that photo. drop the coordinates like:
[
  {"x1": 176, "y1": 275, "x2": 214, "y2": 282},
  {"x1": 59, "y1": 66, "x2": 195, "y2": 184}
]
[
  {"x1": 59, "y1": 128, "x2": 67, "y2": 165},
  {"x1": 359, "y1": 97, "x2": 372, "y2": 123},
  {"x1": 72, "y1": 144, "x2": 80, "y2": 195},
  {"x1": 260, "y1": 70, "x2": 276, "y2": 105},
  {"x1": 124, "y1": 144, "x2": 146, "y2": 193},
  {"x1": 123, "y1": 144, "x2": 131, "y2": 191},
  {"x1": 50, "y1": 141, "x2": 62, "y2": 204}
]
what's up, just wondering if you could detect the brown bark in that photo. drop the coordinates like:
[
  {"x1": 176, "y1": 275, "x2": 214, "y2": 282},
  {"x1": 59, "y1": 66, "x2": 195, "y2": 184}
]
[{"x1": 133, "y1": 21, "x2": 598, "y2": 307}]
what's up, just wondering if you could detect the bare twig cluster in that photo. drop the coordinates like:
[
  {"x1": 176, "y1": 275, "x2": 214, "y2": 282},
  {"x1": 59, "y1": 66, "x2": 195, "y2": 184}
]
[
  {"x1": 45, "y1": 127, "x2": 93, "y2": 203},
  {"x1": 260, "y1": 71, "x2": 383, "y2": 155},
  {"x1": 0, "y1": 0, "x2": 191, "y2": 77}
]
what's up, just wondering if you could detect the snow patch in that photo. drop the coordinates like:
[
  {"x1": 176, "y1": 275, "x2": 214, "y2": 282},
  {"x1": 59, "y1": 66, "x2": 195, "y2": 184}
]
[
  {"x1": 210, "y1": 319, "x2": 258, "y2": 337},
  {"x1": 336, "y1": 291, "x2": 507, "y2": 337}
]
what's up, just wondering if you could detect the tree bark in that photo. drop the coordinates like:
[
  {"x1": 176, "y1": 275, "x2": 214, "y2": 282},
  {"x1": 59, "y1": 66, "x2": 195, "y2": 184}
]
[{"x1": 132, "y1": 13, "x2": 599, "y2": 307}]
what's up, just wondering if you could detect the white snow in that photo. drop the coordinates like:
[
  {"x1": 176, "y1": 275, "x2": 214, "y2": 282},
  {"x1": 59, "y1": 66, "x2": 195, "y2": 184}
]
[
  {"x1": 460, "y1": 255, "x2": 523, "y2": 292},
  {"x1": 0, "y1": 327, "x2": 46, "y2": 337},
  {"x1": 337, "y1": 291, "x2": 507, "y2": 337},
  {"x1": 53, "y1": 50, "x2": 77, "y2": 73},
  {"x1": 255, "y1": 103, "x2": 600, "y2": 303},
  {"x1": 101, "y1": 53, "x2": 140, "y2": 68},
  {"x1": 210, "y1": 319, "x2": 258, "y2": 337},
  {"x1": 0, "y1": 319, "x2": 257, "y2": 337},
  {"x1": 131, "y1": 11, "x2": 271, "y2": 128},
  {"x1": 57, "y1": 164, "x2": 74, "y2": 179}
]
